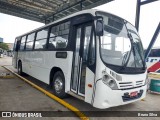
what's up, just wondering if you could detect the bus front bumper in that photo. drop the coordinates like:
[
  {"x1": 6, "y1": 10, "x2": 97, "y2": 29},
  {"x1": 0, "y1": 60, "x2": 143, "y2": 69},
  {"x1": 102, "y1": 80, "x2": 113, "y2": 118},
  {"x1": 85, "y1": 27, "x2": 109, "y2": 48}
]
[{"x1": 93, "y1": 80, "x2": 147, "y2": 109}]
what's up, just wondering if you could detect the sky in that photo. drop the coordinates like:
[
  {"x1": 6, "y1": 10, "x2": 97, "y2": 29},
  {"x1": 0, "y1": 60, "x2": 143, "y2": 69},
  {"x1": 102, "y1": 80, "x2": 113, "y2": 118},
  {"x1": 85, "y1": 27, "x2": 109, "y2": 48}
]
[
  {"x1": 95, "y1": 0, "x2": 160, "y2": 48},
  {"x1": 0, "y1": 0, "x2": 159, "y2": 48},
  {"x1": 0, "y1": 14, "x2": 44, "y2": 43}
]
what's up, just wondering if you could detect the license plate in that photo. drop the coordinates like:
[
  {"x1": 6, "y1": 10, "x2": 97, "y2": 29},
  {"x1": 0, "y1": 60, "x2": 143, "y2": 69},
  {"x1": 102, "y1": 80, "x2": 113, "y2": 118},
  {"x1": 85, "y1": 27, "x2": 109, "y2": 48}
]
[{"x1": 130, "y1": 91, "x2": 138, "y2": 97}]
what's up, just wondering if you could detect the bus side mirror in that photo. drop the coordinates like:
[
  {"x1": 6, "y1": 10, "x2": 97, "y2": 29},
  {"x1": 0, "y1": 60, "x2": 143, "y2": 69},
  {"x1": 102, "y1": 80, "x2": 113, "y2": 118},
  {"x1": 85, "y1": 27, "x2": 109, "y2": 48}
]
[{"x1": 96, "y1": 20, "x2": 104, "y2": 36}]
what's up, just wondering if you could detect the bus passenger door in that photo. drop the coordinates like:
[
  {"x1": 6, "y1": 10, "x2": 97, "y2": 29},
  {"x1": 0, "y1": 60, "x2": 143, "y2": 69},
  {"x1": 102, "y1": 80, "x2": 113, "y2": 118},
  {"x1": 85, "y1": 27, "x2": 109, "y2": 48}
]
[
  {"x1": 71, "y1": 22, "x2": 96, "y2": 97},
  {"x1": 12, "y1": 38, "x2": 20, "y2": 68}
]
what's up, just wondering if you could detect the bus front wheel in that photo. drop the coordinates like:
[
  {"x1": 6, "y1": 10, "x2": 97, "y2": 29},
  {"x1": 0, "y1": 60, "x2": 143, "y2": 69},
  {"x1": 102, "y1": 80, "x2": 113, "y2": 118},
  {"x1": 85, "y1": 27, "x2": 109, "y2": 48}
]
[{"x1": 52, "y1": 71, "x2": 67, "y2": 98}]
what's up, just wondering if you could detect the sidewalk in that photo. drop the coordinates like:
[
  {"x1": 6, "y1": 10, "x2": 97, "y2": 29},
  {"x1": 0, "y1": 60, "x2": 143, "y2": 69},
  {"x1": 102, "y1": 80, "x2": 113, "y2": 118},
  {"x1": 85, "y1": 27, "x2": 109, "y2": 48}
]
[{"x1": 0, "y1": 57, "x2": 78, "y2": 120}]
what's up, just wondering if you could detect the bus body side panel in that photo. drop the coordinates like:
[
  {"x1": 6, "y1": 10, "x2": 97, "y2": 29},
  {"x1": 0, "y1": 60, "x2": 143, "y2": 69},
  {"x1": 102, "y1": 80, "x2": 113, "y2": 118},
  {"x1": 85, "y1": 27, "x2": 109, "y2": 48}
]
[
  {"x1": 145, "y1": 48, "x2": 160, "y2": 73},
  {"x1": 19, "y1": 51, "x2": 73, "y2": 92},
  {"x1": 146, "y1": 57, "x2": 160, "y2": 73},
  {"x1": 17, "y1": 52, "x2": 27, "y2": 72},
  {"x1": 84, "y1": 68, "x2": 95, "y2": 103},
  {"x1": 84, "y1": 23, "x2": 96, "y2": 104},
  {"x1": 12, "y1": 53, "x2": 17, "y2": 68}
]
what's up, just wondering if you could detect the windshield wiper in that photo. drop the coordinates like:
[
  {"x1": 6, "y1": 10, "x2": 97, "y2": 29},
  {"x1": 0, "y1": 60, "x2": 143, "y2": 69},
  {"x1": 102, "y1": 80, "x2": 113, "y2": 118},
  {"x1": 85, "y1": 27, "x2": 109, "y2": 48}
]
[
  {"x1": 121, "y1": 33, "x2": 133, "y2": 70},
  {"x1": 128, "y1": 29, "x2": 146, "y2": 70},
  {"x1": 121, "y1": 51, "x2": 129, "y2": 69},
  {"x1": 133, "y1": 43, "x2": 146, "y2": 70}
]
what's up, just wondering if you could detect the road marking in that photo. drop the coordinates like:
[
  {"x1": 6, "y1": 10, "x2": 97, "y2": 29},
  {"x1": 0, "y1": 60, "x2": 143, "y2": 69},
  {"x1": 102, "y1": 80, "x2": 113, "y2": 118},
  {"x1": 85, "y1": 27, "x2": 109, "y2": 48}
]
[
  {"x1": 2, "y1": 66, "x2": 89, "y2": 120},
  {"x1": 0, "y1": 75, "x2": 15, "y2": 79},
  {"x1": 0, "y1": 72, "x2": 14, "y2": 79}
]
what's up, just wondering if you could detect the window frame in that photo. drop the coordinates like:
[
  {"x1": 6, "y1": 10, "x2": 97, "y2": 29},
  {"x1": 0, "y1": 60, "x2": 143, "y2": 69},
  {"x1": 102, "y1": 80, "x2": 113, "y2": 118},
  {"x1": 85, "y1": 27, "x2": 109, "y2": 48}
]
[
  {"x1": 19, "y1": 36, "x2": 27, "y2": 51},
  {"x1": 33, "y1": 27, "x2": 49, "y2": 50},
  {"x1": 25, "y1": 32, "x2": 36, "y2": 51},
  {"x1": 47, "y1": 20, "x2": 71, "y2": 50},
  {"x1": 148, "y1": 49, "x2": 160, "y2": 57},
  {"x1": 17, "y1": 14, "x2": 95, "y2": 52}
]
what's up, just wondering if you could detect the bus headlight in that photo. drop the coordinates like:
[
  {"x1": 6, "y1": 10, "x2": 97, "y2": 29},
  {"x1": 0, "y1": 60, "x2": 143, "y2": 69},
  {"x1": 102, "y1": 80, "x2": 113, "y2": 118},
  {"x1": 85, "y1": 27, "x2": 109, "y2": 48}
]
[
  {"x1": 102, "y1": 75, "x2": 118, "y2": 90},
  {"x1": 102, "y1": 75, "x2": 110, "y2": 83}
]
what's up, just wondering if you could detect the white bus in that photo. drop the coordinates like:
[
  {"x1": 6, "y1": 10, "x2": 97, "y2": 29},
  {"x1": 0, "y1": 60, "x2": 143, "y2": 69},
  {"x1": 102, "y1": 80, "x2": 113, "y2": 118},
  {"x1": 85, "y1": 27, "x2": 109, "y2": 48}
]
[
  {"x1": 145, "y1": 47, "x2": 160, "y2": 73},
  {"x1": 13, "y1": 9, "x2": 147, "y2": 109}
]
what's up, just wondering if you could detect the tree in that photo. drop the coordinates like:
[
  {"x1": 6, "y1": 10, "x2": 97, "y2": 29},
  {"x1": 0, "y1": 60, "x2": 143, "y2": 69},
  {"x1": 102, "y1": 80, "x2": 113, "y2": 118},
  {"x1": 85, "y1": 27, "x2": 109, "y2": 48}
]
[{"x1": 0, "y1": 43, "x2": 9, "y2": 50}]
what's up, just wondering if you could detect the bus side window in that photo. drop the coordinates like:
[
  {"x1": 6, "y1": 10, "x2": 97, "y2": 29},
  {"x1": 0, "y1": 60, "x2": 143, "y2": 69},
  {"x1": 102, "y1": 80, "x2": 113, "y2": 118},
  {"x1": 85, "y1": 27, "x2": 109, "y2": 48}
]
[
  {"x1": 88, "y1": 34, "x2": 96, "y2": 65},
  {"x1": 55, "y1": 35, "x2": 68, "y2": 48},
  {"x1": 16, "y1": 40, "x2": 21, "y2": 51},
  {"x1": 48, "y1": 21, "x2": 70, "y2": 49},
  {"x1": 26, "y1": 33, "x2": 35, "y2": 50},
  {"x1": 20, "y1": 36, "x2": 27, "y2": 50},
  {"x1": 83, "y1": 26, "x2": 92, "y2": 62},
  {"x1": 34, "y1": 28, "x2": 48, "y2": 50},
  {"x1": 13, "y1": 39, "x2": 17, "y2": 51}
]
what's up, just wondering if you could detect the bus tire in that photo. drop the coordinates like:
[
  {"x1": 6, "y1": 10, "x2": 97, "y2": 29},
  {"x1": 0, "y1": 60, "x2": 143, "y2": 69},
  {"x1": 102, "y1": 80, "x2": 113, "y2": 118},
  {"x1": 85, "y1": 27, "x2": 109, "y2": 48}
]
[
  {"x1": 18, "y1": 62, "x2": 23, "y2": 75},
  {"x1": 52, "y1": 71, "x2": 67, "y2": 98}
]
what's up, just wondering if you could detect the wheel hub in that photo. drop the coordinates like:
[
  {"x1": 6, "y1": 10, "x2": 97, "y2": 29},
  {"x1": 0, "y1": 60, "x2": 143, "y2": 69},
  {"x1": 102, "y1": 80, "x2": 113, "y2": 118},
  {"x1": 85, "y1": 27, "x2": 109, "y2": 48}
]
[{"x1": 54, "y1": 77, "x2": 63, "y2": 93}]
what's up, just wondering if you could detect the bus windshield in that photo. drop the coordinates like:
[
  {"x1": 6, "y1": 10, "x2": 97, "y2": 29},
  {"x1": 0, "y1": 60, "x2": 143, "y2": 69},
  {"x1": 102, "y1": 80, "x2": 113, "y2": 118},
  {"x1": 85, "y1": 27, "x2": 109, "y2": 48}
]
[{"x1": 96, "y1": 11, "x2": 145, "y2": 69}]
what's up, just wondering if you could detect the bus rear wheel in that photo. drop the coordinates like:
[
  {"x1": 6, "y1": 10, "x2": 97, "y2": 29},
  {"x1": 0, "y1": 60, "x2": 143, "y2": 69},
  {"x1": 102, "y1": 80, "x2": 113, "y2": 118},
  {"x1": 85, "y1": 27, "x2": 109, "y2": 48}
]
[
  {"x1": 18, "y1": 62, "x2": 23, "y2": 75},
  {"x1": 52, "y1": 71, "x2": 67, "y2": 98}
]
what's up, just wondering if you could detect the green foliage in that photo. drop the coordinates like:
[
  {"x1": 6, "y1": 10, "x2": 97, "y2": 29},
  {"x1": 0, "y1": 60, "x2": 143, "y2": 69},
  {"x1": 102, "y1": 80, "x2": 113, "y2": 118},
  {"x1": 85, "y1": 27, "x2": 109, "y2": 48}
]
[{"x1": 0, "y1": 43, "x2": 9, "y2": 50}]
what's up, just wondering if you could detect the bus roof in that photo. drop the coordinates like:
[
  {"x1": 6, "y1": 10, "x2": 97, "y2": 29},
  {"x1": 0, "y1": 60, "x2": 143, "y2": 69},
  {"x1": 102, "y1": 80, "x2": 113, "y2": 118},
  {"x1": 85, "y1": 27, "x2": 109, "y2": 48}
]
[
  {"x1": 16, "y1": 9, "x2": 97, "y2": 39},
  {"x1": 16, "y1": 9, "x2": 135, "y2": 39}
]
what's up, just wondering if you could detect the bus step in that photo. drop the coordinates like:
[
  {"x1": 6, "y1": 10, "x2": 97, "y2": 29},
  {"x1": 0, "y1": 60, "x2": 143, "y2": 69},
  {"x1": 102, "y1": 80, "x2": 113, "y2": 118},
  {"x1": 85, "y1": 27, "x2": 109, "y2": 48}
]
[{"x1": 67, "y1": 91, "x2": 85, "y2": 101}]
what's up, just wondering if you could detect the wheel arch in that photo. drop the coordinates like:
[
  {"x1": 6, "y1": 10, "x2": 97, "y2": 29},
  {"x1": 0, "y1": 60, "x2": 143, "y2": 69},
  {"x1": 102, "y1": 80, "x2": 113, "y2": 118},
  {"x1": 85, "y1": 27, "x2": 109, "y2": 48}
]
[
  {"x1": 17, "y1": 59, "x2": 23, "y2": 75},
  {"x1": 18, "y1": 59, "x2": 22, "y2": 65},
  {"x1": 49, "y1": 67, "x2": 64, "y2": 87}
]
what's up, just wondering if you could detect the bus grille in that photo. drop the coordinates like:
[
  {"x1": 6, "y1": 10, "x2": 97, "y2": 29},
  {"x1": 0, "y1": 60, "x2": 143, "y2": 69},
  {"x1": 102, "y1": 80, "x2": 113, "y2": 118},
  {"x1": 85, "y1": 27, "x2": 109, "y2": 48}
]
[
  {"x1": 136, "y1": 80, "x2": 143, "y2": 86},
  {"x1": 118, "y1": 80, "x2": 144, "y2": 89},
  {"x1": 119, "y1": 82, "x2": 133, "y2": 89}
]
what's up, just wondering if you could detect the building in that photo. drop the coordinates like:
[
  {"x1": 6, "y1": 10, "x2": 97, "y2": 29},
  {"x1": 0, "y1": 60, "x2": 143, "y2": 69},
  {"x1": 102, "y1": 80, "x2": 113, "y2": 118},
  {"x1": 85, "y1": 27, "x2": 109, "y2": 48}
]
[
  {"x1": 0, "y1": 37, "x2": 3, "y2": 43},
  {"x1": 6, "y1": 43, "x2": 14, "y2": 50}
]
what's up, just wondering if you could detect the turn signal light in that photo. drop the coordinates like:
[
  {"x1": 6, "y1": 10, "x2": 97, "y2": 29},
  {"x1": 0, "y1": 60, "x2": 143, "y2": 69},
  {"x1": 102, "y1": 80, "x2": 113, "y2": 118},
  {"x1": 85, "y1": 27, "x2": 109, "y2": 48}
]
[{"x1": 88, "y1": 84, "x2": 92, "y2": 88}]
